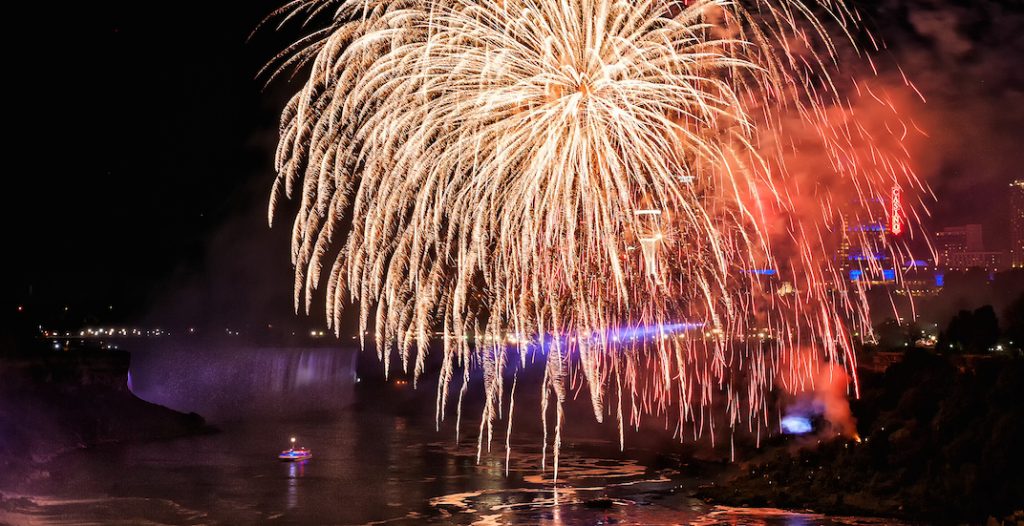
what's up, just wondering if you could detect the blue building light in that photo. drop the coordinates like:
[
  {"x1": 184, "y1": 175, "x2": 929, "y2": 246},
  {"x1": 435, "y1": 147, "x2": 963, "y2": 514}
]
[
  {"x1": 742, "y1": 269, "x2": 778, "y2": 276},
  {"x1": 847, "y1": 252, "x2": 888, "y2": 261},
  {"x1": 848, "y1": 223, "x2": 885, "y2": 233},
  {"x1": 849, "y1": 269, "x2": 896, "y2": 281}
]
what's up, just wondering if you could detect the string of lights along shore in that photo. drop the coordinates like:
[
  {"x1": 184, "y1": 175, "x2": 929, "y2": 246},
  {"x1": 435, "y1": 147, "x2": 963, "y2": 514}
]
[{"x1": 267, "y1": 0, "x2": 928, "y2": 477}]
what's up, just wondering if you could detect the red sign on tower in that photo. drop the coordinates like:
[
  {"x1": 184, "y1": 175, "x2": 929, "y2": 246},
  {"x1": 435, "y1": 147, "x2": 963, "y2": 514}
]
[{"x1": 890, "y1": 185, "x2": 903, "y2": 236}]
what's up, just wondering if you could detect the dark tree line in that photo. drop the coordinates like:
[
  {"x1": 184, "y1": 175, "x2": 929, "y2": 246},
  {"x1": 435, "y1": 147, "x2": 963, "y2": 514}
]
[
  {"x1": 936, "y1": 305, "x2": 1001, "y2": 354},
  {"x1": 874, "y1": 293, "x2": 1024, "y2": 355}
]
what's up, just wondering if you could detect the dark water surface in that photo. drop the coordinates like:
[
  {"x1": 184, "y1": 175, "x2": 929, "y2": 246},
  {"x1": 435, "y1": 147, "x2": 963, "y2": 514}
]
[
  {"x1": 2, "y1": 347, "x2": 908, "y2": 525},
  {"x1": 2, "y1": 409, "x2": 905, "y2": 525}
]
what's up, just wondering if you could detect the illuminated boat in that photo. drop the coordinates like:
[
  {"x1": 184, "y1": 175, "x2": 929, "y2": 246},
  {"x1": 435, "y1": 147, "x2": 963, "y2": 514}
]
[
  {"x1": 278, "y1": 448, "x2": 312, "y2": 461},
  {"x1": 278, "y1": 437, "x2": 312, "y2": 461}
]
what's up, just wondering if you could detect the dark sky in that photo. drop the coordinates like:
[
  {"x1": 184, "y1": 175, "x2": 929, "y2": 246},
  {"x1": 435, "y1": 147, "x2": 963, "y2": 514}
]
[
  {"x1": 867, "y1": 0, "x2": 1024, "y2": 239},
  {"x1": 8, "y1": 1, "x2": 297, "y2": 328},
  {"x1": 7, "y1": 1, "x2": 1024, "y2": 329}
]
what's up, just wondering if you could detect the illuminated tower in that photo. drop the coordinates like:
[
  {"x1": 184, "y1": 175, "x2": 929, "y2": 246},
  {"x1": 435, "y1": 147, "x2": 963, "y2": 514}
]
[
  {"x1": 1012, "y1": 180, "x2": 1024, "y2": 268},
  {"x1": 890, "y1": 185, "x2": 903, "y2": 236},
  {"x1": 633, "y1": 209, "x2": 664, "y2": 284}
]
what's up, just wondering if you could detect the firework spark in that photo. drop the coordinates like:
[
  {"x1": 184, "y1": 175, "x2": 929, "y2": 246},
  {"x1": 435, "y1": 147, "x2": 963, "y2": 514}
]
[{"x1": 267, "y1": 0, "x2": 926, "y2": 476}]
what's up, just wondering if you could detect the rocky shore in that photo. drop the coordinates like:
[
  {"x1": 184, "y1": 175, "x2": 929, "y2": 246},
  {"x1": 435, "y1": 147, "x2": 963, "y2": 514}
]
[
  {"x1": 697, "y1": 350, "x2": 1024, "y2": 525},
  {"x1": 0, "y1": 350, "x2": 212, "y2": 491}
]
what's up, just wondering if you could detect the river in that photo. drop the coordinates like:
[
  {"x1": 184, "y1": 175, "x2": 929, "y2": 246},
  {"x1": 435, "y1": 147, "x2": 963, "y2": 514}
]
[{"x1": 0, "y1": 346, "x2": 908, "y2": 525}]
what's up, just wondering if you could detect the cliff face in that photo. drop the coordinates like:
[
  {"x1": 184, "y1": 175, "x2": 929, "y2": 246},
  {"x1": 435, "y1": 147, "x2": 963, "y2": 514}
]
[{"x1": 0, "y1": 350, "x2": 209, "y2": 490}]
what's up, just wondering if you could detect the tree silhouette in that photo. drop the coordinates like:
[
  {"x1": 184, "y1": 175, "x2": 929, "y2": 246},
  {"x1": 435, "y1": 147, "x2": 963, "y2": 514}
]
[{"x1": 938, "y1": 305, "x2": 1000, "y2": 354}]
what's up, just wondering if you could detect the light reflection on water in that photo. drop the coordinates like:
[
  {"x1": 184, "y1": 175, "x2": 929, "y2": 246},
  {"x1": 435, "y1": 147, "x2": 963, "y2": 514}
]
[
  {"x1": 287, "y1": 460, "x2": 306, "y2": 510},
  {"x1": 0, "y1": 410, "x2": 909, "y2": 526}
]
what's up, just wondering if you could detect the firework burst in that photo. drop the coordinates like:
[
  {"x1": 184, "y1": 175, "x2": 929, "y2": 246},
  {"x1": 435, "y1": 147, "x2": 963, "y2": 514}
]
[{"x1": 267, "y1": 0, "x2": 926, "y2": 476}]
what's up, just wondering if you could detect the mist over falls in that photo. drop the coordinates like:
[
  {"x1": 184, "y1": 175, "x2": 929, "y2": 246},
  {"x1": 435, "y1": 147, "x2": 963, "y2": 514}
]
[{"x1": 128, "y1": 346, "x2": 358, "y2": 421}]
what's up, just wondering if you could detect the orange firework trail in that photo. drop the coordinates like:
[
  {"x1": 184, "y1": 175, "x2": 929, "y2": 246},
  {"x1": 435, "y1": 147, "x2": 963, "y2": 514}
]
[{"x1": 266, "y1": 0, "x2": 928, "y2": 477}]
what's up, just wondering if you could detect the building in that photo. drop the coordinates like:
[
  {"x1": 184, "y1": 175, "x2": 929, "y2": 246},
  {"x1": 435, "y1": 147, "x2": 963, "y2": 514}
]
[
  {"x1": 935, "y1": 224, "x2": 984, "y2": 255},
  {"x1": 859, "y1": 351, "x2": 905, "y2": 373},
  {"x1": 839, "y1": 211, "x2": 895, "y2": 285},
  {"x1": 939, "y1": 251, "x2": 1007, "y2": 272},
  {"x1": 633, "y1": 208, "x2": 664, "y2": 283},
  {"x1": 935, "y1": 224, "x2": 1007, "y2": 272},
  {"x1": 1011, "y1": 180, "x2": 1024, "y2": 268},
  {"x1": 899, "y1": 259, "x2": 942, "y2": 297}
]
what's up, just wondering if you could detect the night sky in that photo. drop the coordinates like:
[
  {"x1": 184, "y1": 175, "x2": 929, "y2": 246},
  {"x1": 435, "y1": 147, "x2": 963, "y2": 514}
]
[
  {"x1": 7, "y1": 1, "x2": 1024, "y2": 329},
  {"x1": 8, "y1": 1, "x2": 293, "y2": 328}
]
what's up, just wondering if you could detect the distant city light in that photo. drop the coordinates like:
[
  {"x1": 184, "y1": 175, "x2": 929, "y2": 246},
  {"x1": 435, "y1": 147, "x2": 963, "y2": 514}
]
[
  {"x1": 743, "y1": 269, "x2": 778, "y2": 276},
  {"x1": 847, "y1": 223, "x2": 886, "y2": 232}
]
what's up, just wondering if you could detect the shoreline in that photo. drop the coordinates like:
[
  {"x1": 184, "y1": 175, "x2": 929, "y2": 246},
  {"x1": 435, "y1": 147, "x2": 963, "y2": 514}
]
[
  {"x1": 694, "y1": 351, "x2": 1024, "y2": 525},
  {"x1": 0, "y1": 350, "x2": 214, "y2": 492}
]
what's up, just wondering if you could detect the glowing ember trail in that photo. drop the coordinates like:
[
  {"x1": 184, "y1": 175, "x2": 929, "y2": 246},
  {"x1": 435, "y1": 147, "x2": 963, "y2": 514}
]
[{"x1": 266, "y1": 0, "x2": 928, "y2": 475}]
